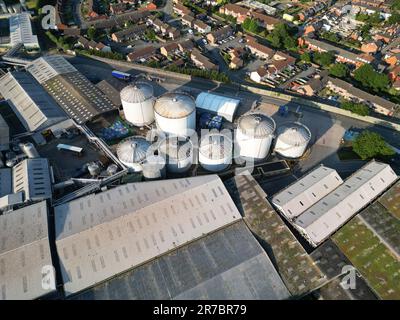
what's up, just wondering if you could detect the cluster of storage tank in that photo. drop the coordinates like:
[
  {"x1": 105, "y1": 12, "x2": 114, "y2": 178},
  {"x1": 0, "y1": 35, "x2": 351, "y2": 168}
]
[
  {"x1": 121, "y1": 84, "x2": 196, "y2": 137},
  {"x1": 119, "y1": 83, "x2": 311, "y2": 177}
]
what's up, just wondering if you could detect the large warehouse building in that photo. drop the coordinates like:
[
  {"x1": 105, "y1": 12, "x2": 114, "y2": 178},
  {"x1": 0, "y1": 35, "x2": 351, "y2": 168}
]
[
  {"x1": 7, "y1": 13, "x2": 39, "y2": 50},
  {"x1": 54, "y1": 175, "x2": 289, "y2": 299},
  {"x1": 271, "y1": 165, "x2": 344, "y2": 219},
  {"x1": 0, "y1": 201, "x2": 56, "y2": 300},
  {"x1": 293, "y1": 161, "x2": 398, "y2": 246},
  {"x1": 0, "y1": 72, "x2": 68, "y2": 132},
  {"x1": 26, "y1": 56, "x2": 117, "y2": 124},
  {"x1": 72, "y1": 221, "x2": 290, "y2": 300}
]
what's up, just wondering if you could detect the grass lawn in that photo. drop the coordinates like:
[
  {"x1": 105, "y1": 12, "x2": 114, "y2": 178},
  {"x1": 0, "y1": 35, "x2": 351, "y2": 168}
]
[
  {"x1": 333, "y1": 217, "x2": 400, "y2": 299},
  {"x1": 337, "y1": 147, "x2": 361, "y2": 161}
]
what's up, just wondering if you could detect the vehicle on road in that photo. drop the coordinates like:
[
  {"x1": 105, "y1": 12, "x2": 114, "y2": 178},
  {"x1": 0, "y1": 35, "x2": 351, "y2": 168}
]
[{"x1": 112, "y1": 70, "x2": 132, "y2": 81}]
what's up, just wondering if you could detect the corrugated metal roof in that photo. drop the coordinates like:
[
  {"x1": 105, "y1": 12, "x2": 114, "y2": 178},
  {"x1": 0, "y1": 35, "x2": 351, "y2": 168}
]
[
  {"x1": 0, "y1": 72, "x2": 68, "y2": 132},
  {"x1": 27, "y1": 56, "x2": 77, "y2": 84},
  {"x1": 295, "y1": 161, "x2": 398, "y2": 246},
  {"x1": 12, "y1": 158, "x2": 52, "y2": 202},
  {"x1": 272, "y1": 165, "x2": 343, "y2": 219},
  {"x1": 0, "y1": 201, "x2": 55, "y2": 300},
  {"x1": 71, "y1": 221, "x2": 290, "y2": 300},
  {"x1": 55, "y1": 175, "x2": 242, "y2": 296}
]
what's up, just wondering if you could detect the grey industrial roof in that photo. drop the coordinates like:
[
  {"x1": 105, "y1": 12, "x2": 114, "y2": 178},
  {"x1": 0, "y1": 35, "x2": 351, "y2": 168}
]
[
  {"x1": 0, "y1": 72, "x2": 68, "y2": 132},
  {"x1": 72, "y1": 221, "x2": 290, "y2": 300},
  {"x1": 0, "y1": 201, "x2": 55, "y2": 300},
  {"x1": 295, "y1": 161, "x2": 398, "y2": 246},
  {"x1": 9, "y1": 13, "x2": 39, "y2": 48},
  {"x1": 271, "y1": 165, "x2": 343, "y2": 219},
  {"x1": 26, "y1": 56, "x2": 117, "y2": 123},
  {"x1": 96, "y1": 78, "x2": 126, "y2": 106},
  {"x1": 26, "y1": 56, "x2": 77, "y2": 84},
  {"x1": 0, "y1": 168, "x2": 12, "y2": 198},
  {"x1": 0, "y1": 113, "x2": 9, "y2": 146},
  {"x1": 55, "y1": 175, "x2": 242, "y2": 296},
  {"x1": 12, "y1": 158, "x2": 52, "y2": 202}
]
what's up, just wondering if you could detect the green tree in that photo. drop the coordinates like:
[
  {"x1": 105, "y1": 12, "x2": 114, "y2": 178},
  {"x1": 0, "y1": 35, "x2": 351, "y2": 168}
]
[
  {"x1": 313, "y1": 51, "x2": 335, "y2": 67},
  {"x1": 354, "y1": 64, "x2": 390, "y2": 92},
  {"x1": 341, "y1": 101, "x2": 370, "y2": 116},
  {"x1": 87, "y1": 26, "x2": 97, "y2": 41},
  {"x1": 242, "y1": 18, "x2": 260, "y2": 34},
  {"x1": 352, "y1": 131, "x2": 395, "y2": 160},
  {"x1": 300, "y1": 52, "x2": 311, "y2": 63},
  {"x1": 387, "y1": 12, "x2": 400, "y2": 25},
  {"x1": 266, "y1": 23, "x2": 297, "y2": 49},
  {"x1": 330, "y1": 63, "x2": 349, "y2": 78}
]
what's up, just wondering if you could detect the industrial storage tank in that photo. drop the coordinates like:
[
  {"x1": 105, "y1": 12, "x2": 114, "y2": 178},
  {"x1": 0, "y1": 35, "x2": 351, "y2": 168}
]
[
  {"x1": 154, "y1": 92, "x2": 196, "y2": 136},
  {"x1": 120, "y1": 82, "x2": 155, "y2": 126},
  {"x1": 19, "y1": 142, "x2": 39, "y2": 159},
  {"x1": 158, "y1": 135, "x2": 194, "y2": 173},
  {"x1": 116, "y1": 136, "x2": 151, "y2": 172},
  {"x1": 199, "y1": 132, "x2": 232, "y2": 172},
  {"x1": 274, "y1": 122, "x2": 311, "y2": 159},
  {"x1": 142, "y1": 155, "x2": 166, "y2": 180},
  {"x1": 236, "y1": 113, "x2": 276, "y2": 160}
]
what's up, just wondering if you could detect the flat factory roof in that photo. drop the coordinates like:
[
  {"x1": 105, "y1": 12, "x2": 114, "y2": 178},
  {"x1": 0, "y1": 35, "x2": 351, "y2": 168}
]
[
  {"x1": 271, "y1": 165, "x2": 343, "y2": 219},
  {"x1": 72, "y1": 221, "x2": 290, "y2": 300},
  {"x1": 55, "y1": 175, "x2": 242, "y2": 296},
  {"x1": 295, "y1": 161, "x2": 398, "y2": 246},
  {"x1": 0, "y1": 201, "x2": 55, "y2": 300}
]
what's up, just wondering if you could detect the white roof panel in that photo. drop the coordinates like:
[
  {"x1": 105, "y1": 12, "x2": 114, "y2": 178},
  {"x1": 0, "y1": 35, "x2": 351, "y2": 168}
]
[
  {"x1": 55, "y1": 175, "x2": 242, "y2": 296},
  {"x1": 0, "y1": 201, "x2": 55, "y2": 300},
  {"x1": 195, "y1": 92, "x2": 240, "y2": 122},
  {"x1": 295, "y1": 161, "x2": 398, "y2": 246},
  {"x1": 9, "y1": 13, "x2": 39, "y2": 48},
  {"x1": 272, "y1": 165, "x2": 343, "y2": 219}
]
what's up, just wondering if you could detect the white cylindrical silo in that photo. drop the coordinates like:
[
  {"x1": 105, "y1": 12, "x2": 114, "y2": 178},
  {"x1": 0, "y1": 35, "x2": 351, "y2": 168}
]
[
  {"x1": 236, "y1": 112, "x2": 276, "y2": 160},
  {"x1": 199, "y1": 132, "x2": 232, "y2": 172},
  {"x1": 158, "y1": 135, "x2": 194, "y2": 173},
  {"x1": 274, "y1": 122, "x2": 311, "y2": 159},
  {"x1": 154, "y1": 92, "x2": 196, "y2": 136},
  {"x1": 116, "y1": 136, "x2": 151, "y2": 172},
  {"x1": 142, "y1": 155, "x2": 166, "y2": 180},
  {"x1": 121, "y1": 82, "x2": 155, "y2": 126}
]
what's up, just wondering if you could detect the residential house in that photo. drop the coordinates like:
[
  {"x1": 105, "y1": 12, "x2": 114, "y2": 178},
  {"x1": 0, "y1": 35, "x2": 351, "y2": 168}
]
[
  {"x1": 178, "y1": 39, "x2": 194, "y2": 52},
  {"x1": 250, "y1": 66, "x2": 268, "y2": 83},
  {"x1": 127, "y1": 46, "x2": 156, "y2": 62},
  {"x1": 246, "y1": 38, "x2": 274, "y2": 59},
  {"x1": 168, "y1": 27, "x2": 181, "y2": 40},
  {"x1": 111, "y1": 24, "x2": 147, "y2": 42},
  {"x1": 173, "y1": 3, "x2": 192, "y2": 16},
  {"x1": 293, "y1": 72, "x2": 329, "y2": 96},
  {"x1": 160, "y1": 42, "x2": 180, "y2": 57},
  {"x1": 361, "y1": 42, "x2": 380, "y2": 54},
  {"x1": 193, "y1": 20, "x2": 211, "y2": 34},
  {"x1": 219, "y1": 4, "x2": 248, "y2": 23},
  {"x1": 95, "y1": 42, "x2": 111, "y2": 53},
  {"x1": 251, "y1": 11, "x2": 280, "y2": 31},
  {"x1": 207, "y1": 25, "x2": 233, "y2": 45},
  {"x1": 77, "y1": 36, "x2": 89, "y2": 49},
  {"x1": 191, "y1": 48, "x2": 218, "y2": 71},
  {"x1": 181, "y1": 15, "x2": 194, "y2": 28},
  {"x1": 326, "y1": 77, "x2": 398, "y2": 116},
  {"x1": 229, "y1": 47, "x2": 245, "y2": 69},
  {"x1": 300, "y1": 37, "x2": 374, "y2": 67},
  {"x1": 110, "y1": 3, "x2": 127, "y2": 14}
]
